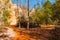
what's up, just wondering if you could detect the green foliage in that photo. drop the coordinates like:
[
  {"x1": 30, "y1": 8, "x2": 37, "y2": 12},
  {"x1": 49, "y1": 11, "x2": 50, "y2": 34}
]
[
  {"x1": 30, "y1": 3, "x2": 41, "y2": 23},
  {"x1": 0, "y1": 0, "x2": 11, "y2": 26},
  {"x1": 2, "y1": 10, "x2": 11, "y2": 26},
  {"x1": 51, "y1": 0, "x2": 60, "y2": 24},
  {"x1": 41, "y1": 0, "x2": 53, "y2": 24},
  {"x1": 41, "y1": 0, "x2": 59, "y2": 25},
  {"x1": 3, "y1": 10, "x2": 11, "y2": 18},
  {"x1": 30, "y1": 0, "x2": 60, "y2": 25},
  {"x1": 5, "y1": 0, "x2": 10, "y2": 5}
]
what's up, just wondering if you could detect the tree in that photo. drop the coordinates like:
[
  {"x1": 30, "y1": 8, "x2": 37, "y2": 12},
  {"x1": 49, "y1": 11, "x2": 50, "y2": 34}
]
[
  {"x1": 42, "y1": 0, "x2": 60, "y2": 25},
  {"x1": 30, "y1": 3, "x2": 41, "y2": 24},
  {"x1": 51, "y1": 0, "x2": 60, "y2": 24},
  {"x1": 1, "y1": 0, "x2": 11, "y2": 26},
  {"x1": 2, "y1": 10, "x2": 11, "y2": 26},
  {"x1": 42, "y1": 0, "x2": 54, "y2": 24}
]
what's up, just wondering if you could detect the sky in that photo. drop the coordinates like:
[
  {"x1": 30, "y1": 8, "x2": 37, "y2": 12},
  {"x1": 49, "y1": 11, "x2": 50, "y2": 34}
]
[{"x1": 11, "y1": 0, "x2": 55, "y2": 9}]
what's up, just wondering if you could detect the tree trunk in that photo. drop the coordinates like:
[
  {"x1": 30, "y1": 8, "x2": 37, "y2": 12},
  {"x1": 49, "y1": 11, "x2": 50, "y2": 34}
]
[{"x1": 27, "y1": 0, "x2": 29, "y2": 29}]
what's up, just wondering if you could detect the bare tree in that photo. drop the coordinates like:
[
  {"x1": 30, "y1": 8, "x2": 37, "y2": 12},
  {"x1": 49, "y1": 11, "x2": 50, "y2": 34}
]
[
  {"x1": 17, "y1": 0, "x2": 21, "y2": 28},
  {"x1": 27, "y1": 0, "x2": 30, "y2": 29}
]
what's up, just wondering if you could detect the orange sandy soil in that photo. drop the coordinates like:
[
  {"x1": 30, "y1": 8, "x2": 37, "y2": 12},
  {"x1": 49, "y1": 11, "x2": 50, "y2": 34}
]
[
  {"x1": 0, "y1": 25, "x2": 60, "y2": 40},
  {"x1": 9, "y1": 26, "x2": 60, "y2": 40},
  {"x1": 10, "y1": 27, "x2": 40, "y2": 40}
]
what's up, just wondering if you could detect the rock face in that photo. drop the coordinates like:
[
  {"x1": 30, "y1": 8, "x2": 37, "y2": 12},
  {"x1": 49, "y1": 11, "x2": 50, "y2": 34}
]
[{"x1": 0, "y1": 27, "x2": 15, "y2": 40}]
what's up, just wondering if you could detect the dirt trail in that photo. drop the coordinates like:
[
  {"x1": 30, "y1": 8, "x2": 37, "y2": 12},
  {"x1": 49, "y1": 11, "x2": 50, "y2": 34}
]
[
  {"x1": 11, "y1": 27, "x2": 60, "y2": 40},
  {"x1": 11, "y1": 27, "x2": 40, "y2": 40},
  {"x1": 0, "y1": 26, "x2": 60, "y2": 40},
  {"x1": 11, "y1": 27, "x2": 50, "y2": 40}
]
